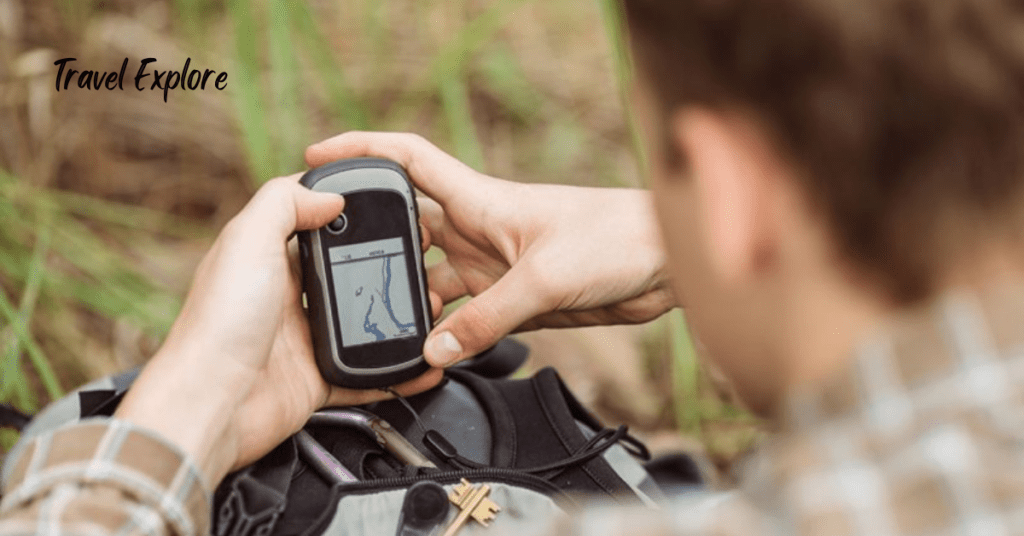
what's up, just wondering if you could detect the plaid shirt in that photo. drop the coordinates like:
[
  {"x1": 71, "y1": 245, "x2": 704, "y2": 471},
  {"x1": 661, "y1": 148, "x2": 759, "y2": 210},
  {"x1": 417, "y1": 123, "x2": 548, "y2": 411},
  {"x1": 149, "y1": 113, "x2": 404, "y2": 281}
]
[
  {"x1": 0, "y1": 419, "x2": 208, "y2": 536},
  {"x1": 4, "y1": 283, "x2": 1024, "y2": 535},
  {"x1": 556, "y1": 282, "x2": 1024, "y2": 535}
]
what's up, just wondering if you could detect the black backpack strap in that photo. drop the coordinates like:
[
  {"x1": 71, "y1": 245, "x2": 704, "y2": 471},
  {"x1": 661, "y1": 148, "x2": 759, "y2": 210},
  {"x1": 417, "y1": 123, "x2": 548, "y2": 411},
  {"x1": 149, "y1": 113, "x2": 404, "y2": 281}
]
[
  {"x1": 452, "y1": 338, "x2": 530, "y2": 379},
  {"x1": 644, "y1": 453, "x2": 705, "y2": 493},
  {"x1": 214, "y1": 437, "x2": 298, "y2": 536},
  {"x1": 78, "y1": 368, "x2": 142, "y2": 419},
  {"x1": 0, "y1": 404, "x2": 30, "y2": 431},
  {"x1": 532, "y1": 368, "x2": 641, "y2": 500},
  {"x1": 444, "y1": 368, "x2": 518, "y2": 468},
  {"x1": 478, "y1": 367, "x2": 638, "y2": 502}
]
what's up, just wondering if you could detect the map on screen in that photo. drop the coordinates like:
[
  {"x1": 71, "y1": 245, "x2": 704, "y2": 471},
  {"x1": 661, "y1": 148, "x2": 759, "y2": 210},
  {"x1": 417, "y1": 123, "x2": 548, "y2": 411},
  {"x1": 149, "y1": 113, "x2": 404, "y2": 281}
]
[{"x1": 329, "y1": 237, "x2": 418, "y2": 347}]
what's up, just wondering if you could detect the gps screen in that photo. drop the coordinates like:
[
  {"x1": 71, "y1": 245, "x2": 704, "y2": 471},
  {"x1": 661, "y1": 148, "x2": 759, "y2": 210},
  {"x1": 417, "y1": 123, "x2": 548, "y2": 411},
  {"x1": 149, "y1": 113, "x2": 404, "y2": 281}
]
[{"x1": 328, "y1": 237, "x2": 418, "y2": 347}]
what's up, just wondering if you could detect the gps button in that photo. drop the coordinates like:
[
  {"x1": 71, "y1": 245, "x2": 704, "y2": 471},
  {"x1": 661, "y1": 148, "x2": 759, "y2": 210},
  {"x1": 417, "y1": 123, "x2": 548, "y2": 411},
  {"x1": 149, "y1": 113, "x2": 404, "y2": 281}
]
[{"x1": 327, "y1": 213, "x2": 348, "y2": 235}]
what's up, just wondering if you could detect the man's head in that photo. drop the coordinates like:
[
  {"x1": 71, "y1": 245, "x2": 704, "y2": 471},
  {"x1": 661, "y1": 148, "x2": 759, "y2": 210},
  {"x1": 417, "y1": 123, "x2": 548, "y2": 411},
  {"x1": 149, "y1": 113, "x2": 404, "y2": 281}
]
[{"x1": 622, "y1": 0, "x2": 1024, "y2": 410}]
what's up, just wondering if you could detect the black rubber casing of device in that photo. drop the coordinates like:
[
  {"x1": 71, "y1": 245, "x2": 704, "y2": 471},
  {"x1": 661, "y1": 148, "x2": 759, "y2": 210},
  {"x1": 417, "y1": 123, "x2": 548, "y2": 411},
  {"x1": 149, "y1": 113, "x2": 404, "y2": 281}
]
[{"x1": 298, "y1": 158, "x2": 432, "y2": 388}]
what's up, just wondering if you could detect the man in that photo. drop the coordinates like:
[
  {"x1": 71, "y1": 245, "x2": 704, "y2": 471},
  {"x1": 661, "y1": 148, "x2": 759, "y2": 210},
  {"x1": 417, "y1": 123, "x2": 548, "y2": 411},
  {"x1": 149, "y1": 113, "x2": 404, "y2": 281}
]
[{"x1": 4, "y1": 0, "x2": 1024, "y2": 534}]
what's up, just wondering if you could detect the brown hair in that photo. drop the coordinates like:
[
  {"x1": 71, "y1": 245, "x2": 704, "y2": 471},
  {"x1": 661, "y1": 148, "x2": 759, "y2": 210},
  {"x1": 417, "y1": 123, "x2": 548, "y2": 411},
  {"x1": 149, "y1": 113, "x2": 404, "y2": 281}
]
[{"x1": 623, "y1": 0, "x2": 1024, "y2": 302}]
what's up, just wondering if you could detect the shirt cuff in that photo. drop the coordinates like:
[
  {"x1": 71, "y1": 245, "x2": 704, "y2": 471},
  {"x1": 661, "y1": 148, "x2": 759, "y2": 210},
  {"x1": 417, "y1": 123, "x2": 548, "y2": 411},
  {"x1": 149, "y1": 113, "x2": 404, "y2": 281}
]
[{"x1": 0, "y1": 418, "x2": 211, "y2": 536}]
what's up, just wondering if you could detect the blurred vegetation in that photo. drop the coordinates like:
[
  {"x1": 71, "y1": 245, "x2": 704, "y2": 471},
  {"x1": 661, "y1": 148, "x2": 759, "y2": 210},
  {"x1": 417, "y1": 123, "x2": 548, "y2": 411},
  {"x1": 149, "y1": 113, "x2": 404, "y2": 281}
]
[{"x1": 0, "y1": 0, "x2": 759, "y2": 466}]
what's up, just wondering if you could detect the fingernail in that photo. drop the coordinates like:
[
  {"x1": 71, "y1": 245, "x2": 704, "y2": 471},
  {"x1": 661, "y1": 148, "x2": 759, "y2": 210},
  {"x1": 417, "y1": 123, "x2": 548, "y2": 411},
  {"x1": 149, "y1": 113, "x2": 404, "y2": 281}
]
[{"x1": 426, "y1": 331, "x2": 462, "y2": 367}]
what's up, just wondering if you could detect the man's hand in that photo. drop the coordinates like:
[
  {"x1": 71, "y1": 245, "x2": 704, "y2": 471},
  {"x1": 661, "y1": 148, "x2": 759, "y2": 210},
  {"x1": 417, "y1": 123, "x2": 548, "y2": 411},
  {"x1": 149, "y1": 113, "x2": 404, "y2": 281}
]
[
  {"x1": 306, "y1": 132, "x2": 676, "y2": 367},
  {"x1": 115, "y1": 175, "x2": 442, "y2": 487}
]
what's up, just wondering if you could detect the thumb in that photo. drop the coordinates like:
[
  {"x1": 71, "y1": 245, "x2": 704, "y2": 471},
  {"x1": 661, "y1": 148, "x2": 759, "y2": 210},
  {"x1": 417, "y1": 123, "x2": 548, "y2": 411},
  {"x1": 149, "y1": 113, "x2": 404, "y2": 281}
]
[
  {"x1": 292, "y1": 187, "x2": 346, "y2": 232},
  {"x1": 243, "y1": 177, "x2": 346, "y2": 240},
  {"x1": 423, "y1": 265, "x2": 546, "y2": 367}
]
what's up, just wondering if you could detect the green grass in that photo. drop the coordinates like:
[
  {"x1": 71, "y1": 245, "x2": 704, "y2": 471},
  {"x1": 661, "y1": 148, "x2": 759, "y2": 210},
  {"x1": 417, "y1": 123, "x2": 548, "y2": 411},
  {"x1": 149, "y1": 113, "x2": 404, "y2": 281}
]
[
  {"x1": 0, "y1": 429, "x2": 19, "y2": 455},
  {"x1": 669, "y1": 310, "x2": 701, "y2": 435},
  {"x1": 0, "y1": 170, "x2": 189, "y2": 417},
  {"x1": 598, "y1": 0, "x2": 649, "y2": 177},
  {"x1": 291, "y1": 5, "x2": 368, "y2": 132},
  {"x1": 222, "y1": 0, "x2": 531, "y2": 181},
  {"x1": 228, "y1": 1, "x2": 275, "y2": 185}
]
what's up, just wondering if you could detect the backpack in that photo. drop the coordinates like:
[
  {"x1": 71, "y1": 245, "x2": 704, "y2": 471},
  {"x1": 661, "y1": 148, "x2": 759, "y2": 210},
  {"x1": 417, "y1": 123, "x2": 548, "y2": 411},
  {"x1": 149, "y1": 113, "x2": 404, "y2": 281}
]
[{"x1": 2, "y1": 338, "x2": 705, "y2": 536}]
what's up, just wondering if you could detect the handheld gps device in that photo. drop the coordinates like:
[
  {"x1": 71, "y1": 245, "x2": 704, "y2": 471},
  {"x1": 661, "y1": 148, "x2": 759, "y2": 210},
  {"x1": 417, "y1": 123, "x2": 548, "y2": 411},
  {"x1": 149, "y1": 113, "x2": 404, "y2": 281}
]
[{"x1": 298, "y1": 158, "x2": 432, "y2": 389}]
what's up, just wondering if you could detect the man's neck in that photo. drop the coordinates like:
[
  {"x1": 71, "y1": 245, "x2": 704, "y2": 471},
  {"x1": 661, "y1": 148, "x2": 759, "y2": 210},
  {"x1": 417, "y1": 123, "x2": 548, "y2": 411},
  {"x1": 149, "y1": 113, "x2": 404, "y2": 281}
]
[
  {"x1": 776, "y1": 247, "x2": 1024, "y2": 417},
  {"x1": 770, "y1": 268, "x2": 889, "y2": 416}
]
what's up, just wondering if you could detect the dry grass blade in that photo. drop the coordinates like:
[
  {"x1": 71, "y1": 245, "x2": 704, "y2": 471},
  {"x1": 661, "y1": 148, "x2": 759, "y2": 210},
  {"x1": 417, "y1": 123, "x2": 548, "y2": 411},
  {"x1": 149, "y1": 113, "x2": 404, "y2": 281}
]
[
  {"x1": 291, "y1": 4, "x2": 368, "y2": 131},
  {"x1": 439, "y1": 77, "x2": 485, "y2": 172},
  {"x1": 268, "y1": 1, "x2": 305, "y2": 177},
  {"x1": 597, "y1": 0, "x2": 648, "y2": 177},
  {"x1": 670, "y1": 310, "x2": 701, "y2": 436},
  {"x1": 0, "y1": 174, "x2": 205, "y2": 238},
  {"x1": 229, "y1": 1, "x2": 275, "y2": 185}
]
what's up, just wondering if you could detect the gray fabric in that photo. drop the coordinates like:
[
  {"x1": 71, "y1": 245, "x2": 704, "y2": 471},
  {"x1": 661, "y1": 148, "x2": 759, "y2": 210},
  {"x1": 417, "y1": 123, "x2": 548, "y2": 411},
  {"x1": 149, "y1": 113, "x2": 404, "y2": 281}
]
[
  {"x1": 1, "y1": 375, "x2": 116, "y2": 487},
  {"x1": 19, "y1": 376, "x2": 116, "y2": 441},
  {"x1": 602, "y1": 442, "x2": 662, "y2": 507},
  {"x1": 320, "y1": 482, "x2": 564, "y2": 536},
  {"x1": 109, "y1": 368, "x2": 141, "y2": 392},
  {"x1": 576, "y1": 421, "x2": 662, "y2": 507}
]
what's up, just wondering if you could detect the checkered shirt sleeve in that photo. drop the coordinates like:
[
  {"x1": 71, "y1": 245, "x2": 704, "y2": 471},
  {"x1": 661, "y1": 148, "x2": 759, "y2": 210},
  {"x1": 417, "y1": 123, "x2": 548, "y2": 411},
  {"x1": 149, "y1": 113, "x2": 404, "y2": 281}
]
[
  {"x1": 0, "y1": 418, "x2": 209, "y2": 536},
  {"x1": 550, "y1": 284, "x2": 1024, "y2": 535}
]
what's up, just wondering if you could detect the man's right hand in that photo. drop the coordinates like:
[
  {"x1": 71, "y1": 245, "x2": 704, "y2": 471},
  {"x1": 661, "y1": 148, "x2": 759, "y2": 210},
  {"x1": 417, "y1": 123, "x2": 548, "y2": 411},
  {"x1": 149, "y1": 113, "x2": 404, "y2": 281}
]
[{"x1": 306, "y1": 132, "x2": 676, "y2": 367}]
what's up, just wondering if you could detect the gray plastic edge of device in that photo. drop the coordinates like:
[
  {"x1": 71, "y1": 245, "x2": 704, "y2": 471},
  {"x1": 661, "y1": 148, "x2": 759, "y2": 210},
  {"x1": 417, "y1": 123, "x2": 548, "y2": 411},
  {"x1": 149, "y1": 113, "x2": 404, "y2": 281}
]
[{"x1": 309, "y1": 167, "x2": 430, "y2": 376}]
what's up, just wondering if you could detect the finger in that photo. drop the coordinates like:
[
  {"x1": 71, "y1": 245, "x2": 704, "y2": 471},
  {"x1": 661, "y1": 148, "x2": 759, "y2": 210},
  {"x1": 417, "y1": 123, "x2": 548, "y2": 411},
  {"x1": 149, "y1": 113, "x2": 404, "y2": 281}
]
[
  {"x1": 389, "y1": 367, "x2": 445, "y2": 396},
  {"x1": 305, "y1": 131, "x2": 483, "y2": 203},
  {"x1": 286, "y1": 236, "x2": 302, "y2": 282},
  {"x1": 423, "y1": 264, "x2": 547, "y2": 367},
  {"x1": 606, "y1": 286, "x2": 678, "y2": 322},
  {"x1": 514, "y1": 289, "x2": 678, "y2": 332},
  {"x1": 290, "y1": 186, "x2": 346, "y2": 232},
  {"x1": 430, "y1": 291, "x2": 444, "y2": 320},
  {"x1": 242, "y1": 177, "x2": 346, "y2": 240},
  {"x1": 515, "y1": 309, "x2": 624, "y2": 332},
  {"x1": 417, "y1": 197, "x2": 450, "y2": 250},
  {"x1": 322, "y1": 368, "x2": 444, "y2": 407},
  {"x1": 420, "y1": 222, "x2": 431, "y2": 253},
  {"x1": 426, "y1": 260, "x2": 468, "y2": 304}
]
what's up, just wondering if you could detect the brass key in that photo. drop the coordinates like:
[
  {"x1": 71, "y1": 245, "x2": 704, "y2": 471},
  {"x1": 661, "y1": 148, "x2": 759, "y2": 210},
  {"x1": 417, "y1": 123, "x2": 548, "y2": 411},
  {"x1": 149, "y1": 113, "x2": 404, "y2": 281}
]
[{"x1": 442, "y1": 479, "x2": 501, "y2": 536}]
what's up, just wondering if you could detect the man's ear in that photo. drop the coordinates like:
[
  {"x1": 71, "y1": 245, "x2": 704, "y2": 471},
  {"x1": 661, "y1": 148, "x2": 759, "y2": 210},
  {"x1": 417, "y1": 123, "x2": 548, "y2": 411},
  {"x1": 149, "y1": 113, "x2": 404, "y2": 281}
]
[{"x1": 671, "y1": 108, "x2": 782, "y2": 284}]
